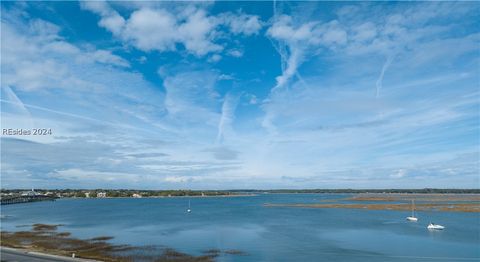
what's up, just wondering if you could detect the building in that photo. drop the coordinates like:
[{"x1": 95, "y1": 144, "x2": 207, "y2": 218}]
[
  {"x1": 132, "y1": 193, "x2": 142, "y2": 198},
  {"x1": 84, "y1": 192, "x2": 90, "y2": 198},
  {"x1": 21, "y1": 189, "x2": 41, "y2": 197},
  {"x1": 97, "y1": 192, "x2": 107, "y2": 198}
]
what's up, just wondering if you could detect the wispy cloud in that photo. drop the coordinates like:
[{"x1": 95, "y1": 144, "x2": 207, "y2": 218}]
[
  {"x1": 1, "y1": 1, "x2": 478, "y2": 189},
  {"x1": 375, "y1": 56, "x2": 393, "y2": 98},
  {"x1": 216, "y1": 92, "x2": 240, "y2": 144}
]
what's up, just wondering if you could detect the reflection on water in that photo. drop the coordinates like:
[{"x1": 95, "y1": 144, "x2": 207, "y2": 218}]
[{"x1": 2, "y1": 194, "x2": 479, "y2": 261}]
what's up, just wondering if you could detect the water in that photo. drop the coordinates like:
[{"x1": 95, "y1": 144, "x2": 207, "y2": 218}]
[{"x1": 1, "y1": 194, "x2": 479, "y2": 261}]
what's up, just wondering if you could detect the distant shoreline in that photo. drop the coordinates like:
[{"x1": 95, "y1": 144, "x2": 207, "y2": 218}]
[
  {"x1": 264, "y1": 193, "x2": 480, "y2": 212},
  {"x1": 2, "y1": 189, "x2": 479, "y2": 203},
  {"x1": 62, "y1": 194, "x2": 258, "y2": 199},
  {"x1": 3, "y1": 189, "x2": 479, "y2": 193}
]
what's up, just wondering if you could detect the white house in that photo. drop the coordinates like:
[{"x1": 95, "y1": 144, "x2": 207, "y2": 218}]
[{"x1": 97, "y1": 192, "x2": 107, "y2": 198}]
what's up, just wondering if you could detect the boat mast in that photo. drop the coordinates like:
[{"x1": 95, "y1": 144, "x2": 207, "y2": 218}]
[{"x1": 412, "y1": 200, "x2": 415, "y2": 217}]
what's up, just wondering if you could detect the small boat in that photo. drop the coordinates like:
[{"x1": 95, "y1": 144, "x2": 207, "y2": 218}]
[
  {"x1": 427, "y1": 223, "x2": 445, "y2": 230},
  {"x1": 406, "y1": 200, "x2": 418, "y2": 221},
  {"x1": 187, "y1": 199, "x2": 191, "y2": 213}
]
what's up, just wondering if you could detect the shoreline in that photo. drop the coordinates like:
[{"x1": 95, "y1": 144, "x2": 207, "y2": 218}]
[
  {"x1": 264, "y1": 193, "x2": 480, "y2": 212},
  {"x1": 61, "y1": 193, "x2": 258, "y2": 200},
  {"x1": 1, "y1": 224, "x2": 244, "y2": 262},
  {"x1": 264, "y1": 203, "x2": 480, "y2": 212},
  {"x1": 0, "y1": 246, "x2": 99, "y2": 262}
]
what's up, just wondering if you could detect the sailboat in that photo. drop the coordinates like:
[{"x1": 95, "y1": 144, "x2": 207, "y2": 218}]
[
  {"x1": 406, "y1": 200, "x2": 418, "y2": 221},
  {"x1": 187, "y1": 199, "x2": 191, "y2": 213},
  {"x1": 427, "y1": 222, "x2": 445, "y2": 230}
]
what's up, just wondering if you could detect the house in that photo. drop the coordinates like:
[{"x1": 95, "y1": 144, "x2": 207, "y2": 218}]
[
  {"x1": 97, "y1": 192, "x2": 107, "y2": 198},
  {"x1": 84, "y1": 192, "x2": 91, "y2": 198},
  {"x1": 132, "y1": 193, "x2": 142, "y2": 198},
  {"x1": 21, "y1": 189, "x2": 41, "y2": 197}
]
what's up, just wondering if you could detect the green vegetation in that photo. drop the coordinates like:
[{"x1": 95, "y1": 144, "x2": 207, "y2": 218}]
[
  {"x1": 264, "y1": 193, "x2": 480, "y2": 212},
  {"x1": 1, "y1": 188, "x2": 479, "y2": 200},
  {"x1": 0, "y1": 189, "x2": 238, "y2": 199},
  {"x1": 232, "y1": 188, "x2": 480, "y2": 194}
]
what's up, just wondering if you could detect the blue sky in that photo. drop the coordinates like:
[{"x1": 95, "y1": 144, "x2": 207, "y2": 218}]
[{"x1": 1, "y1": 1, "x2": 479, "y2": 189}]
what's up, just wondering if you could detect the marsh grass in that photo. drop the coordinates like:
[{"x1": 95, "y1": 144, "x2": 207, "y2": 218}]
[
  {"x1": 32, "y1": 223, "x2": 63, "y2": 231},
  {"x1": 348, "y1": 194, "x2": 480, "y2": 202},
  {"x1": 265, "y1": 194, "x2": 480, "y2": 212},
  {"x1": 1, "y1": 224, "x2": 246, "y2": 262}
]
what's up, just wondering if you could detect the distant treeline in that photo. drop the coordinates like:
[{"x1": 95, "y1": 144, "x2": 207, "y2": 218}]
[
  {"x1": 1, "y1": 188, "x2": 479, "y2": 197},
  {"x1": 229, "y1": 188, "x2": 480, "y2": 194},
  {"x1": 0, "y1": 189, "x2": 235, "y2": 198}
]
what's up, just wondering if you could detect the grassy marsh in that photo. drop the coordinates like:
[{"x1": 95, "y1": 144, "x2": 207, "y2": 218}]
[
  {"x1": 1, "y1": 224, "x2": 245, "y2": 262},
  {"x1": 265, "y1": 194, "x2": 480, "y2": 212}
]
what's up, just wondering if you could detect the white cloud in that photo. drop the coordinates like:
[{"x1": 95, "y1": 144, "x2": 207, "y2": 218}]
[
  {"x1": 216, "y1": 93, "x2": 240, "y2": 144},
  {"x1": 81, "y1": 2, "x2": 262, "y2": 56},
  {"x1": 164, "y1": 176, "x2": 189, "y2": 183},
  {"x1": 162, "y1": 71, "x2": 221, "y2": 129},
  {"x1": 267, "y1": 15, "x2": 347, "y2": 47},
  {"x1": 263, "y1": 2, "x2": 479, "y2": 135},
  {"x1": 227, "y1": 49, "x2": 243, "y2": 58},
  {"x1": 267, "y1": 15, "x2": 314, "y2": 43},
  {"x1": 88, "y1": 50, "x2": 130, "y2": 68},
  {"x1": 208, "y1": 54, "x2": 222, "y2": 62},
  {"x1": 351, "y1": 22, "x2": 377, "y2": 42},
  {"x1": 375, "y1": 56, "x2": 393, "y2": 98},
  {"x1": 80, "y1": 1, "x2": 125, "y2": 35},
  {"x1": 218, "y1": 74, "x2": 234, "y2": 80},
  {"x1": 390, "y1": 169, "x2": 407, "y2": 179},
  {"x1": 91, "y1": 6, "x2": 222, "y2": 56},
  {"x1": 80, "y1": 1, "x2": 111, "y2": 16},
  {"x1": 221, "y1": 12, "x2": 262, "y2": 35},
  {"x1": 265, "y1": 15, "x2": 348, "y2": 102},
  {"x1": 178, "y1": 9, "x2": 223, "y2": 56},
  {"x1": 122, "y1": 8, "x2": 179, "y2": 52},
  {"x1": 54, "y1": 168, "x2": 139, "y2": 183},
  {"x1": 1, "y1": 17, "x2": 130, "y2": 91}
]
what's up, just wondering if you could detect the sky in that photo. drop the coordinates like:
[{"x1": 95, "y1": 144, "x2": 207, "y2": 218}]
[{"x1": 1, "y1": 1, "x2": 479, "y2": 189}]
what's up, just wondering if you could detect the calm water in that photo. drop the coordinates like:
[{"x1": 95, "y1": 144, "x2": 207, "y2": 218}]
[{"x1": 1, "y1": 194, "x2": 479, "y2": 261}]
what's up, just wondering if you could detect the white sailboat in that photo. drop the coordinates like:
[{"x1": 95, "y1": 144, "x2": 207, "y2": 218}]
[
  {"x1": 187, "y1": 199, "x2": 191, "y2": 213},
  {"x1": 406, "y1": 200, "x2": 418, "y2": 221},
  {"x1": 427, "y1": 223, "x2": 445, "y2": 230}
]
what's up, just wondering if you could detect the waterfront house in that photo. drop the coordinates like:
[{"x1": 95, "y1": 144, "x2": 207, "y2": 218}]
[
  {"x1": 132, "y1": 193, "x2": 142, "y2": 198},
  {"x1": 97, "y1": 192, "x2": 107, "y2": 198},
  {"x1": 85, "y1": 192, "x2": 90, "y2": 198}
]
